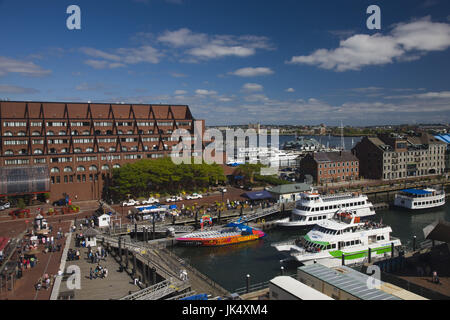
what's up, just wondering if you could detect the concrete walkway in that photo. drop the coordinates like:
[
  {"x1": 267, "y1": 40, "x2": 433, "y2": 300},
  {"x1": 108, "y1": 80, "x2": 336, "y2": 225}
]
[{"x1": 58, "y1": 231, "x2": 137, "y2": 300}]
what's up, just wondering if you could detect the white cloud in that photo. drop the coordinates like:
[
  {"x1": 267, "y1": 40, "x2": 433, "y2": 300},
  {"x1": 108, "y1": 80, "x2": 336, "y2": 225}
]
[
  {"x1": 285, "y1": 88, "x2": 295, "y2": 92},
  {"x1": 0, "y1": 56, "x2": 51, "y2": 77},
  {"x1": 0, "y1": 84, "x2": 39, "y2": 94},
  {"x1": 157, "y1": 28, "x2": 273, "y2": 60},
  {"x1": 242, "y1": 83, "x2": 263, "y2": 92},
  {"x1": 385, "y1": 91, "x2": 450, "y2": 99},
  {"x1": 188, "y1": 45, "x2": 254, "y2": 59},
  {"x1": 174, "y1": 90, "x2": 187, "y2": 95},
  {"x1": 195, "y1": 89, "x2": 217, "y2": 95},
  {"x1": 157, "y1": 28, "x2": 208, "y2": 47},
  {"x1": 288, "y1": 17, "x2": 450, "y2": 71},
  {"x1": 80, "y1": 46, "x2": 162, "y2": 69},
  {"x1": 229, "y1": 67, "x2": 274, "y2": 77}
]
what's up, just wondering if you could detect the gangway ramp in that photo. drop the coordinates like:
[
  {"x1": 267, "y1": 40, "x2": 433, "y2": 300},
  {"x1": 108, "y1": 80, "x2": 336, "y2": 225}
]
[{"x1": 120, "y1": 278, "x2": 190, "y2": 300}]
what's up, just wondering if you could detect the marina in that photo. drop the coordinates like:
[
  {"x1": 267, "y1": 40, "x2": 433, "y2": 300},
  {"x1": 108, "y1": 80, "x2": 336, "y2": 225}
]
[{"x1": 172, "y1": 201, "x2": 450, "y2": 294}]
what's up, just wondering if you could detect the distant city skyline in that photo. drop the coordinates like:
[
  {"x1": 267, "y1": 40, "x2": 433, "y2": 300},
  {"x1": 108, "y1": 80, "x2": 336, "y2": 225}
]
[{"x1": 1, "y1": 0, "x2": 450, "y2": 126}]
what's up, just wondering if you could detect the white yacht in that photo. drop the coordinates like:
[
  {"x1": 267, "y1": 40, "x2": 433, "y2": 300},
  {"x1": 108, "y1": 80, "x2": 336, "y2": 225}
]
[
  {"x1": 394, "y1": 188, "x2": 445, "y2": 210},
  {"x1": 276, "y1": 190, "x2": 375, "y2": 228},
  {"x1": 272, "y1": 211, "x2": 402, "y2": 267},
  {"x1": 227, "y1": 147, "x2": 299, "y2": 167}
]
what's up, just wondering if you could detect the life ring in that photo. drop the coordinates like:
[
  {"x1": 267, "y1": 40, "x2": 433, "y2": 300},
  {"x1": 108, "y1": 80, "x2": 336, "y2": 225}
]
[{"x1": 262, "y1": 219, "x2": 266, "y2": 224}]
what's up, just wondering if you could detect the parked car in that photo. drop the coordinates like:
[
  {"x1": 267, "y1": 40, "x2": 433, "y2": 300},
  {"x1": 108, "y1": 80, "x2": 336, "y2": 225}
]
[
  {"x1": 186, "y1": 193, "x2": 203, "y2": 200},
  {"x1": 166, "y1": 196, "x2": 183, "y2": 203},
  {"x1": 0, "y1": 202, "x2": 10, "y2": 211},
  {"x1": 52, "y1": 199, "x2": 66, "y2": 206},
  {"x1": 121, "y1": 199, "x2": 140, "y2": 207},
  {"x1": 141, "y1": 197, "x2": 160, "y2": 205}
]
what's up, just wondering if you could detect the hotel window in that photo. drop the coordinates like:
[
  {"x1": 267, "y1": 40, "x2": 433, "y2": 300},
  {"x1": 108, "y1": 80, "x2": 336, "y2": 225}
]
[
  {"x1": 86, "y1": 147, "x2": 94, "y2": 153},
  {"x1": 17, "y1": 131, "x2": 26, "y2": 136},
  {"x1": 4, "y1": 140, "x2": 28, "y2": 145},
  {"x1": 64, "y1": 176, "x2": 68, "y2": 183},
  {"x1": 3, "y1": 131, "x2": 13, "y2": 136},
  {"x1": 109, "y1": 147, "x2": 116, "y2": 152},
  {"x1": 74, "y1": 148, "x2": 82, "y2": 153},
  {"x1": 34, "y1": 158, "x2": 46, "y2": 164},
  {"x1": 47, "y1": 131, "x2": 55, "y2": 136},
  {"x1": 4, "y1": 121, "x2": 26, "y2": 127},
  {"x1": 47, "y1": 122, "x2": 66, "y2": 127},
  {"x1": 89, "y1": 165, "x2": 98, "y2": 171},
  {"x1": 82, "y1": 130, "x2": 90, "y2": 135},
  {"x1": 5, "y1": 159, "x2": 29, "y2": 165},
  {"x1": 32, "y1": 131, "x2": 40, "y2": 136},
  {"x1": 64, "y1": 166, "x2": 73, "y2": 173},
  {"x1": 98, "y1": 147, "x2": 105, "y2": 152},
  {"x1": 4, "y1": 150, "x2": 13, "y2": 155},
  {"x1": 31, "y1": 122, "x2": 42, "y2": 127},
  {"x1": 77, "y1": 166, "x2": 86, "y2": 172},
  {"x1": 101, "y1": 164, "x2": 110, "y2": 170},
  {"x1": 59, "y1": 130, "x2": 66, "y2": 136},
  {"x1": 117, "y1": 122, "x2": 133, "y2": 126},
  {"x1": 33, "y1": 149, "x2": 43, "y2": 155},
  {"x1": 51, "y1": 167, "x2": 60, "y2": 173},
  {"x1": 113, "y1": 164, "x2": 121, "y2": 169},
  {"x1": 157, "y1": 122, "x2": 172, "y2": 126}
]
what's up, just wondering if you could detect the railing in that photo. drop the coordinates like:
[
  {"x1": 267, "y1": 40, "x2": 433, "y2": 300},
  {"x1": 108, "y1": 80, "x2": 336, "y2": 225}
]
[{"x1": 162, "y1": 248, "x2": 230, "y2": 296}]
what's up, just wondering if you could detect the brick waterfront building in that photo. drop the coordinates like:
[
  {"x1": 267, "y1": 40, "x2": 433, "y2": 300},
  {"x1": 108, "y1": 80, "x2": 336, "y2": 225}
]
[
  {"x1": 352, "y1": 132, "x2": 446, "y2": 180},
  {"x1": 0, "y1": 101, "x2": 203, "y2": 201},
  {"x1": 300, "y1": 151, "x2": 359, "y2": 183}
]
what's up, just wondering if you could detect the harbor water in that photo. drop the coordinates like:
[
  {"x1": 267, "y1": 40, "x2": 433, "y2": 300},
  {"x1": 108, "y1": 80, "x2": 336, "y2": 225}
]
[{"x1": 172, "y1": 203, "x2": 450, "y2": 293}]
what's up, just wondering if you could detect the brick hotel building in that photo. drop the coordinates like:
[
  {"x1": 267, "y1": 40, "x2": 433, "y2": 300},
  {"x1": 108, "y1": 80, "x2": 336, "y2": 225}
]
[{"x1": 0, "y1": 101, "x2": 203, "y2": 201}]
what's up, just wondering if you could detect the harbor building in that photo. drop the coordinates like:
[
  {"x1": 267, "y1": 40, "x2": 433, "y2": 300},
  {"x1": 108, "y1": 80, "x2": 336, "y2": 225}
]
[
  {"x1": 352, "y1": 132, "x2": 446, "y2": 180},
  {"x1": 0, "y1": 101, "x2": 202, "y2": 201},
  {"x1": 434, "y1": 134, "x2": 450, "y2": 173},
  {"x1": 299, "y1": 151, "x2": 359, "y2": 183},
  {"x1": 296, "y1": 263, "x2": 426, "y2": 300}
]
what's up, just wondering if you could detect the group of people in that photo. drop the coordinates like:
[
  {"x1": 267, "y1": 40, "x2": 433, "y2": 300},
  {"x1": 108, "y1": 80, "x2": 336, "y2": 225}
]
[
  {"x1": 89, "y1": 264, "x2": 108, "y2": 280},
  {"x1": 35, "y1": 273, "x2": 53, "y2": 291},
  {"x1": 66, "y1": 248, "x2": 80, "y2": 261},
  {"x1": 87, "y1": 245, "x2": 106, "y2": 264}
]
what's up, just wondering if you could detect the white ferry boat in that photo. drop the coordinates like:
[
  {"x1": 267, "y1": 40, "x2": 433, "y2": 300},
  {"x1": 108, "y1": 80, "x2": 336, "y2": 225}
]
[
  {"x1": 275, "y1": 190, "x2": 375, "y2": 228},
  {"x1": 272, "y1": 211, "x2": 402, "y2": 267},
  {"x1": 394, "y1": 188, "x2": 445, "y2": 210}
]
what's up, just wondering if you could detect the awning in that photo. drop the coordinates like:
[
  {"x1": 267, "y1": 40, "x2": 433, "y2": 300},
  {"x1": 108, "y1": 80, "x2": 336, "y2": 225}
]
[
  {"x1": 243, "y1": 190, "x2": 273, "y2": 200},
  {"x1": 401, "y1": 189, "x2": 432, "y2": 195},
  {"x1": 423, "y1": 220, "x2": 450, "y2": 243}
]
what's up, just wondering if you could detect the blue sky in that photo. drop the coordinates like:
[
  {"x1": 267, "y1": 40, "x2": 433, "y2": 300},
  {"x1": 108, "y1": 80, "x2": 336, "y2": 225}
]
[{"x1": 1, "y1": 0, "x2": 450, "y2": 126}]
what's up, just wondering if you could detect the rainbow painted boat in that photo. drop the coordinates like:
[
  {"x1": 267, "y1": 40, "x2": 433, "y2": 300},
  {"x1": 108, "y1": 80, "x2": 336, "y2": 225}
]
[{"x1": 175, "y1": 221, "x2": 265, "y2": 247}]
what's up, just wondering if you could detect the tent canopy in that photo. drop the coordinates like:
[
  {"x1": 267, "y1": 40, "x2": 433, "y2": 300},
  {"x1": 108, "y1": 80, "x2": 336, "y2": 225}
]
[{"x1": 243, "y1": 190, "x2": 273, "y2": 201}]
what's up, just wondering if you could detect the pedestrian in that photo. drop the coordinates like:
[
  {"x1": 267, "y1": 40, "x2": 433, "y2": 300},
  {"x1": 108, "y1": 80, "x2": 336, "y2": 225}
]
[{"x1": 89, "y1": 268, "x2": 93, "y2": 280}]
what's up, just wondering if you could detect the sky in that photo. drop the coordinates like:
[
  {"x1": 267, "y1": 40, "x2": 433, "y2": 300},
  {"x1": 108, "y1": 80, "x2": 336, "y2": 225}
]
[{"x1": 1, "y1": 0, "x2": 450, "y2": 126}]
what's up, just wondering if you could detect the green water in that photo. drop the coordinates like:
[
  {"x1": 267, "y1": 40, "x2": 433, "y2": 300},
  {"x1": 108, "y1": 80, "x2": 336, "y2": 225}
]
[{"x1": 172, "y1": 202, "x2": 450, "y2": 292}]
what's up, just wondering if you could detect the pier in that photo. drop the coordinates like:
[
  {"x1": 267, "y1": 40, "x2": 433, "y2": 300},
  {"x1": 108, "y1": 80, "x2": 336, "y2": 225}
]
[{"x1": 98, "y1": 234, "x2": 230, "y2": 299}]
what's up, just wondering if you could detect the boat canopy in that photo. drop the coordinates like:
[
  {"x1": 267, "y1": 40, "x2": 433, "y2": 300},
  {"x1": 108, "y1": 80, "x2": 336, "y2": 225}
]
[{"x1": 401, "y1": 189, "x2": 432, "y2": 195}]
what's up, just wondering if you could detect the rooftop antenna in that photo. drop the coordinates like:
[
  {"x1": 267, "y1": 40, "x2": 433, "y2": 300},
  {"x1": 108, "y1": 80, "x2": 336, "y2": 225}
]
[{"x1": 340, "y1": 121, "x2": 345, "y2": 150}]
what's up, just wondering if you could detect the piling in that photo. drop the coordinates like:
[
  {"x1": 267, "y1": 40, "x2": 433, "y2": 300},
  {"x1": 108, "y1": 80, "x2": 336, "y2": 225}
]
[
  {"x1": 280, "y1": 266, "x2": 284, "y2": 275},
  {"x1": 342, "y1": 254, "x2": 345, "y2": 266},
  {"x1": 246, "y1": 274, "x2": 250, "y2": 293},
  {"x1": 413, "y1": 236, "x2": 417, "y2": 251},
  {"x1": 368, "y1": 247, "x2": 372, "y2": 263}
]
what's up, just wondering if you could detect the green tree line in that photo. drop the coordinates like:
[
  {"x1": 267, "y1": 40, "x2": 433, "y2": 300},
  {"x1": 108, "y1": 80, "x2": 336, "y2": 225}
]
[{"x1": 108, "y1": 157, "x2": 226, "y2": 200}]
